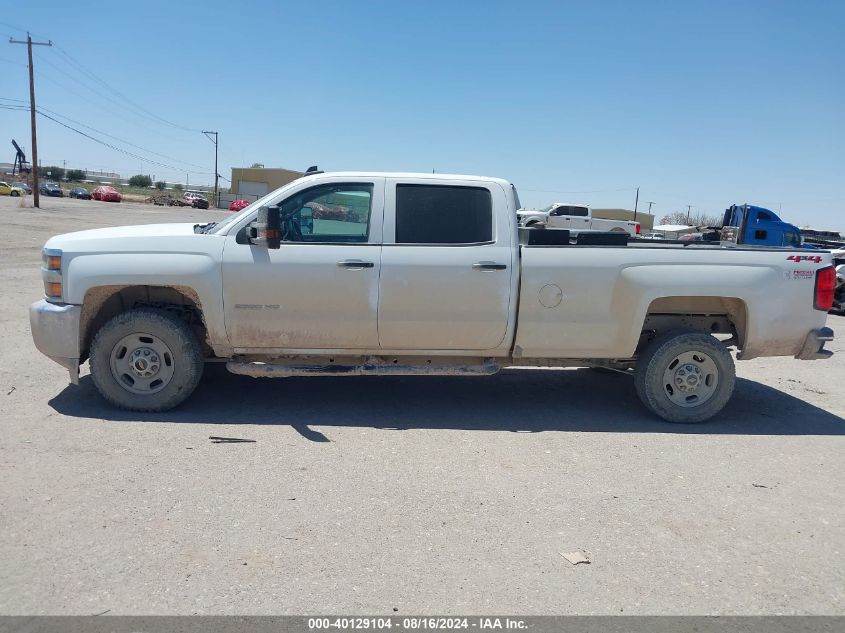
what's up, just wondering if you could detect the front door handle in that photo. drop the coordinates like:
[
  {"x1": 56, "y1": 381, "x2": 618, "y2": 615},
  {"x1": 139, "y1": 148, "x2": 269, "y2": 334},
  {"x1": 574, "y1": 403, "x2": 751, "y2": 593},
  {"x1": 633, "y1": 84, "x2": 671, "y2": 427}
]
[
  {"x1": 337, "y1": 260, "x2": 374, "y2": 269},
  {"x1": 472, "y1": 262, "x2": 507, "y2": 271}
]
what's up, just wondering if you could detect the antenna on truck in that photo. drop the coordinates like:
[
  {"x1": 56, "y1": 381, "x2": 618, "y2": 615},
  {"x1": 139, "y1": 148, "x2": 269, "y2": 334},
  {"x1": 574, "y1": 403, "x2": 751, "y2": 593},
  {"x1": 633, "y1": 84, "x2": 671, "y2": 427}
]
[{"x1": 305, "y1": 165, "x2": 323, "y2": 175}]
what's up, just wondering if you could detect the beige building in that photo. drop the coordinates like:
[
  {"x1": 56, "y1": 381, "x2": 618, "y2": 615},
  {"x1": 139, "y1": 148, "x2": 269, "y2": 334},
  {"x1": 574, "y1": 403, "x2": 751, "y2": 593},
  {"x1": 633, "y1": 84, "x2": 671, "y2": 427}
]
[
  {"x1": 230, "y1": 167, "x2": 304, "y2": 198},
  {"x1": 593, "y1": 208, "x2": 655, "y2": 231}
]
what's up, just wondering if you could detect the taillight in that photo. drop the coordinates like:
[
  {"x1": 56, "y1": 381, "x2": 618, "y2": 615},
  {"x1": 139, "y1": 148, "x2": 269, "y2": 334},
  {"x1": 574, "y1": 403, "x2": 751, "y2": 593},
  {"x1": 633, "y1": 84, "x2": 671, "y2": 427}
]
[
  {"x1": 635, "y1": 223, "x2": 641, "y2": 234},
  {"x1": 814, "y1": 266, "x2": 835, "y2": 311}
]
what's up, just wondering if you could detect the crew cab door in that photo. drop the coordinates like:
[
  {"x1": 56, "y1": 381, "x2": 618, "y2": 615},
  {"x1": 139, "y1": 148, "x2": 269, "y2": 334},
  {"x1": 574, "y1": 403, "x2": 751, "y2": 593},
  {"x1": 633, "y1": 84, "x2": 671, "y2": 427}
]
[
  {"x1": 377, "y1": 178, "x2": 515, "y2": 351},
  {"x1": 221, "y1": 177, "x2": 384, "y2": 350}
]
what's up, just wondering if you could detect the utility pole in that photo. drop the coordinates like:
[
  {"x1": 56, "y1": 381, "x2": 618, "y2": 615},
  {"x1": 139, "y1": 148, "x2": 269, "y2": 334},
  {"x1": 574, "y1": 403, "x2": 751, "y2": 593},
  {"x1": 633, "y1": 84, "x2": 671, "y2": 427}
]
[
  {"x1": 647, "y1": 201, "x2": 655, "y2": 214},
  {"x1": 633, "y1": 186, "x2": 639, "y2": 219},
  {"x1": 10, "y1": 33, "x2": 52, "y2": 208},
  {"x1": 686, "y1": 205, "x2": 693, "y2": 223},
  {"x1": 202, "y1": 130, "x2": 218, "y2": 206}
]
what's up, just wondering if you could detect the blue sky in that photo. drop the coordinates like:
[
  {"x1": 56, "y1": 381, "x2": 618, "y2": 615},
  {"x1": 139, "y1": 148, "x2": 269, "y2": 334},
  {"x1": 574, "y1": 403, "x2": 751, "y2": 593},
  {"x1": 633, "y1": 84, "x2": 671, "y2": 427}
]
[{"x1": 1, "y1": 0, "x2": 843, "y2": 228}]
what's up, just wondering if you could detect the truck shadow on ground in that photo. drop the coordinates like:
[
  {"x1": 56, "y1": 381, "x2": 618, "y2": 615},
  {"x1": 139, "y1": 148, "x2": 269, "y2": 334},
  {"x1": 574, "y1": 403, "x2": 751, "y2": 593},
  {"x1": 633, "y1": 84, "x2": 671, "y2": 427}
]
[{"x1": 48, "y1": 365, "x2": 845, "y2": 439}]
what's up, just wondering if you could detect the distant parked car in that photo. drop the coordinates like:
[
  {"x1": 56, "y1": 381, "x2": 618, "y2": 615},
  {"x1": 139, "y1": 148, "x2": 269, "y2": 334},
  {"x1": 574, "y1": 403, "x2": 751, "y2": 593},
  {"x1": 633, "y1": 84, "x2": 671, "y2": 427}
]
[
  {"x1": 39, "y1": 181, "x2": 64, "y2": 197},
  {"x1": 11, "y1": 181, "x2": 32, "y2": 194},
  {"x1": 228, "y1": 199, "x2": 251, "y2": 212},
  {"x1": 183, "y1": 191, "x2": 204, "y2": 202},
  {"x1": 92, "y1": 186, "x2": 121, "y2": 202},
  {"x1": 190, "y1": 195, "x2": 209, "y2": 209},
  {"x1": 69, "y1": 187, "x2": 91, "y2": 200},
  {"x1": 0, "y1": 181, "x2": 25, "y2": 197}
]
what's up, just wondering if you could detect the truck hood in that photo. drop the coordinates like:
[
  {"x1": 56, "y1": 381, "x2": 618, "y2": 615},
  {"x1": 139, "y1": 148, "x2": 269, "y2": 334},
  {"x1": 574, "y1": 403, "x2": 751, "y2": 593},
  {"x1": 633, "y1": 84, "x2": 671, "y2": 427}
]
[{"x1": 45, "y1": 223, "x2": 207, "y2": 250}]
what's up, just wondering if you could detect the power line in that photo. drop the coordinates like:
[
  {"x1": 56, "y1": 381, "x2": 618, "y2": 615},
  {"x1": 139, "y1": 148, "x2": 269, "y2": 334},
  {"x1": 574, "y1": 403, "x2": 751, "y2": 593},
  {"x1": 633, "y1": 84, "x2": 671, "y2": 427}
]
[
  {"x1": 37, "y1": 110, "x2": 213, "y2": 175},
  {"x1": 8, "y1": 29, "x2": 218, "y2": 183},
  {"x1": 0, "y1": 56, "x2": 26, "y2": 67},
  {"x1": 34, "y1": 50, "x2": 199, "y2": 137},
  {"x1": 27, "y1": 63, "x2": 187, "y2": 141},
  {"x1": 0, "y1": 21, "x2": 34, "y2": 35},
  {"x1": 36, "y1": 104, "x2": 211, "y2": 171},
  {"x1": 50, "y1": 45, "x2": 201, "y2": 133}
]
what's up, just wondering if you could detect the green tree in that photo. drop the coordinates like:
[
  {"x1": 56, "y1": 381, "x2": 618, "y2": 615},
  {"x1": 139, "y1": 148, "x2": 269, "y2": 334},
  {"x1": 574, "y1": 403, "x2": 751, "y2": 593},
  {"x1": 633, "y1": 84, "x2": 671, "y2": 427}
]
[
  {"x1": 173, "y1": 183, "x2": 183, "y2": 191},
  {"x1": 155, "y1": 181, "x2": 166, "y2": 190},
  {"x1": 38, "y1": 165, "x2": 65, "y2": 181},
  {"x1": 128, "y1": 174, "x2": 153, "y2": 187},
  {"x1": 66, "y1": 169, "x2": 86, "y2": 182}
]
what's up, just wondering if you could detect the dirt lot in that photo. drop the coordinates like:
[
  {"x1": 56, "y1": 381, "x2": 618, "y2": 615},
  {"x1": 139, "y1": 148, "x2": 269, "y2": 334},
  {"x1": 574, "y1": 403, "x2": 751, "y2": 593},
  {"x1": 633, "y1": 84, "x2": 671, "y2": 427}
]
[{"x1": 0, "y1": 195, "x2": 843, "y2": 615}]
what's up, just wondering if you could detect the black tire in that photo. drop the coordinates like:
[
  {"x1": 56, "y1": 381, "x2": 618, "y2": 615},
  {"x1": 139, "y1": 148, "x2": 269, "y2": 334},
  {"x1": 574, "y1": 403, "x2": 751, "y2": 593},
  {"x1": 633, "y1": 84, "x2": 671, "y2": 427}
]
[
  {"x1": 89, "y1": 308, "x2": 203, "y2": 411},
  {"x1": 11, "y1": 191, "x2": 20, "y2": 197},
  {"x1": 634, "y1": 329, "x2": 735, "y2": 423}
]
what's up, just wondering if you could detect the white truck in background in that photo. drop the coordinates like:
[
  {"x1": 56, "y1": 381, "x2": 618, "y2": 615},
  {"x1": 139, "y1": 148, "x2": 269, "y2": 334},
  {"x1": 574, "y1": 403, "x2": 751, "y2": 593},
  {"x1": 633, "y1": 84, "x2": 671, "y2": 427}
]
[
  {"x1": 29, "y1": 171, "x2": 836, "y2": 423},
  {"x1": 517, "y1": 203, "x2": 641, "y2": 236}
]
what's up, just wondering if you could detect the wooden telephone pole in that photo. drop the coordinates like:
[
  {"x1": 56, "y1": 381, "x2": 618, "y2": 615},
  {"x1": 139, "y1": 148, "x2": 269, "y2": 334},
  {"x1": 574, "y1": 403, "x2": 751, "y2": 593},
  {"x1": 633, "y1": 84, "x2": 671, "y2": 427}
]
[
  {"x1": 202, "y1": 131, "x2": 218, "y2": 206},
  {"x1": 9, "y1": 33, "x2": 52, "y2": 208}
]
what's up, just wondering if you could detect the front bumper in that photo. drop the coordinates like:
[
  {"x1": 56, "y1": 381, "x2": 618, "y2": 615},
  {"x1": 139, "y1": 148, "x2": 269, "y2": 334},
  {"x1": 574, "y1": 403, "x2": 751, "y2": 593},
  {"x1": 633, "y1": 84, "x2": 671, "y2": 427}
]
[
  {"x1": 795, "y1": 327, "x2": 834, "y2": 360},
  {"x1": 29, "y1": 299, "x2": 82, "y2": 383}
]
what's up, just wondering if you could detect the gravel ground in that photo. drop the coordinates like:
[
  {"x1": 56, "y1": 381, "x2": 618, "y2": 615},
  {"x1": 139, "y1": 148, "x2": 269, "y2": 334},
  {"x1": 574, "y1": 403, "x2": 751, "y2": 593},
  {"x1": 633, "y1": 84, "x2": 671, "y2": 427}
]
[{"x1": 0, "y1": 195, "x2": 843, "y2": 615}]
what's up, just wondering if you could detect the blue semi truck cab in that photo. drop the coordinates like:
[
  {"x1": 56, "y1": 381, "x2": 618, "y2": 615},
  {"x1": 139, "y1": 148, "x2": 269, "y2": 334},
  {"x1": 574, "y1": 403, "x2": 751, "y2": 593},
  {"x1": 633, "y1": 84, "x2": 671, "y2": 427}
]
[{"x1": 720, "y1": 204, "x2": 806, "y2": 248}]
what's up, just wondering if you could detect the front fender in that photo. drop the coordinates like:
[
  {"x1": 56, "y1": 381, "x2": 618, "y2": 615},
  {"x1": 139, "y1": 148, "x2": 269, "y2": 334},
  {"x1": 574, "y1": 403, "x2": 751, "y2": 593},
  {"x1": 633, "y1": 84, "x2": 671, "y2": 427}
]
[{"x1": 65, "y1": 252, "x2": 229, "y2": 353}]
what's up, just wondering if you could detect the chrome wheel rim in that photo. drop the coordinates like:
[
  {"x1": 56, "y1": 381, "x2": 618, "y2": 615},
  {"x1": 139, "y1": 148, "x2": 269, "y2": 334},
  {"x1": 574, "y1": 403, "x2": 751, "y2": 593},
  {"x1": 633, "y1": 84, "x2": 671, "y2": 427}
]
[
  {"x1": 110, "y1": 333, "x2": 175, "y2": 395},
  {"x1": 661, "y1": 350, "x2": 718, "y2": 407}
]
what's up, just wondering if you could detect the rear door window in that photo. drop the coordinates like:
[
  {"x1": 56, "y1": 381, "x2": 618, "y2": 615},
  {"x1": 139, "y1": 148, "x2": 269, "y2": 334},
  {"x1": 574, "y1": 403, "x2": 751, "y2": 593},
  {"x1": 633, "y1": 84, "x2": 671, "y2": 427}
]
[{"x1": 395, "y1": 184, "x2": 492, "y2": 244}]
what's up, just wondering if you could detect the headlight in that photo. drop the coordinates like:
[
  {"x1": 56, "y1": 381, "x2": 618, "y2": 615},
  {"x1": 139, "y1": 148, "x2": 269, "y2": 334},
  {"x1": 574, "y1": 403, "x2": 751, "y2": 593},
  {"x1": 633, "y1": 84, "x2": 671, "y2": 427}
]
[{"x1": 41, "y1": 248, "x2": 63, "y2": 300}]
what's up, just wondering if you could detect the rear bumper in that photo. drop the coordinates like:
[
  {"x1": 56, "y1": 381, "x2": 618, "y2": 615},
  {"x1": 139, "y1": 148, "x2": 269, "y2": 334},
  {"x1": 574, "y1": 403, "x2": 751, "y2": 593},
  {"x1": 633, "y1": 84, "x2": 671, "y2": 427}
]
[
  {"x1": 29, "y1": 299, "x2": 82, "y2": 383},
  {"x1": 795, "y1": 327, "x2": 834, "y2": 360}
]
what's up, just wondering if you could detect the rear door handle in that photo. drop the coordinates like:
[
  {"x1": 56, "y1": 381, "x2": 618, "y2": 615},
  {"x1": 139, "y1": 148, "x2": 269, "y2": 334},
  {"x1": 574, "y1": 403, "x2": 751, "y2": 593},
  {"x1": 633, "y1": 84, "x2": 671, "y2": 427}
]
[
  {"x1": 472, "y1": 262, "x2": 507, "y2": 271},
  {"x1": 337, "y1": 260, "x2": 374, "y2": 269}
]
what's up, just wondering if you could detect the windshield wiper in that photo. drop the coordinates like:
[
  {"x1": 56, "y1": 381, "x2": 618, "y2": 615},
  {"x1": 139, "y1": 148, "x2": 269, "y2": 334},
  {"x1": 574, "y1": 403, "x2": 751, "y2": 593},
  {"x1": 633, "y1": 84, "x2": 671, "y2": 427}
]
[{"x1": 193, "y1": 222, "x2": 218, "y2": 234}]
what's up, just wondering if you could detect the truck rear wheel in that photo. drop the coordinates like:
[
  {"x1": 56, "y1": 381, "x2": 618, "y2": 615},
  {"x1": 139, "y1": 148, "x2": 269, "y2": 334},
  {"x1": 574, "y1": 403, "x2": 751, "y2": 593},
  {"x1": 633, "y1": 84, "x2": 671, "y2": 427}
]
[
  {"x1": 634, "y1": 329, "x2": 735, "y2": 423},
  {"x1": 89, "y1": 308, "x2": 203, "y2": 411}
]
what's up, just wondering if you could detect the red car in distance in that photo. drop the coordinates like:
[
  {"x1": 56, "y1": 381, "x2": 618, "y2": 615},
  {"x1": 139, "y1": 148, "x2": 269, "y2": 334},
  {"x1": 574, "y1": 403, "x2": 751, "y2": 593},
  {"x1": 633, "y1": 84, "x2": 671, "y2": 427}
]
[
  {"x1": 228, "y1": 199, "x2": 251, "y2": 212},
  {"x1": 92, "y1": 186, "x2": 122, "y2": 202}
]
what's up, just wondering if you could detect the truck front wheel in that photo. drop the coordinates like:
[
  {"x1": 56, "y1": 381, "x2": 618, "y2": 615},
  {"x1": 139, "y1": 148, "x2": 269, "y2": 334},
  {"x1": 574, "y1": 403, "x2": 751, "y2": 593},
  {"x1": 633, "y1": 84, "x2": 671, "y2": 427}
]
[
  {"x1": 89, "y1": 308, "x2": 204, "y2": 411},
  {"x1": 634, "y1": 330, "x2": 735, "y2": 423}
]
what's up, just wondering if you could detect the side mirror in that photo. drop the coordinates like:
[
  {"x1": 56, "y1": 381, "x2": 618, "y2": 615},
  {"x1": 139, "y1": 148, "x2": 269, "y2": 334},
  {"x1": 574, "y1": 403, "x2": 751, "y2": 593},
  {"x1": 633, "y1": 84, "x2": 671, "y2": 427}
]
[{"x1": 249, "y1": 206, "x2": 281, "y2": 249}]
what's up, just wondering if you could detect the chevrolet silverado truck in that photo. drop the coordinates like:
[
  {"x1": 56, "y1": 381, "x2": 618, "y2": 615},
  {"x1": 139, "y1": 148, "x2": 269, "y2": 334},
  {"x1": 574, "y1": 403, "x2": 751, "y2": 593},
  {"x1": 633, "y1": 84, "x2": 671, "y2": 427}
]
[
  {"x1": 30, "y1": 172, "x2": 836, "y2": 423},
  {"x1": 517, "y1": 203, "x2": 641, "y2": 236}
]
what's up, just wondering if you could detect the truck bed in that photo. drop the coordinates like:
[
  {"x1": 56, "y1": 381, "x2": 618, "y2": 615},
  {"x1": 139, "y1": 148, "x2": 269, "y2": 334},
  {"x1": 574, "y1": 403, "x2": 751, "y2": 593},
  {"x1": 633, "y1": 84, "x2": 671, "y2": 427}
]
[{"x1": 514, "y1": 240, "x2": 832, "y2": 360}]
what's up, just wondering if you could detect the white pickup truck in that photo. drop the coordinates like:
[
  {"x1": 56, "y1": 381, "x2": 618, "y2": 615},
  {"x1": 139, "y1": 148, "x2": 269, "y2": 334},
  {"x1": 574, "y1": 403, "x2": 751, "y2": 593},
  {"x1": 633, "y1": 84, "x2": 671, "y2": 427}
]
[
  {"x1": 30, "y1": 172, "x2": 836, "y2": 423},
  {"x1": 518, "y1": 203, "x2": 641, "y2": 236}
]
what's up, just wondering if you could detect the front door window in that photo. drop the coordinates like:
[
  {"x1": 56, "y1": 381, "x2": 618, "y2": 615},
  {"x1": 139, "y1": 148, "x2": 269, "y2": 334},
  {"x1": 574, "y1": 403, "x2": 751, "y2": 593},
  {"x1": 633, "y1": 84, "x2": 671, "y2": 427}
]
[{"x1": 278, "y1": 184, "x2": 373, "y2": 243}]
